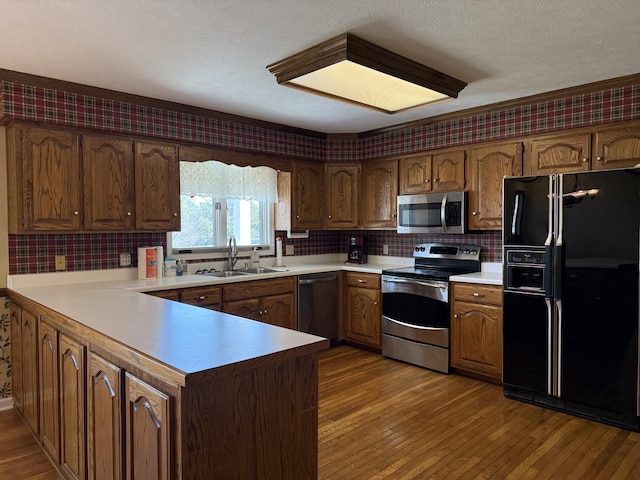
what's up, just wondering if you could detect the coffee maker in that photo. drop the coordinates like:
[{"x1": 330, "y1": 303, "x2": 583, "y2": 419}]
[{"x1": 347, "y1": 236, "x2": 368, "y2": 264}]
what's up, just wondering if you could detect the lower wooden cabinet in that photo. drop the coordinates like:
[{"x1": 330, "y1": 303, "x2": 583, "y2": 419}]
[
  {"x1": 451, "y1": 282, "x2": 503, "y2": 382},
  {"x1": 223, "y1": 277, "x2": 296, "y2": 329},
  {"x1": 180, "y1": 285, "x2": 222, "y2": 311},
  {"x1": 344, "y1": 272, "x2": 381, "y2": 349},
  {"x1": 39, "y1": 319, "x2": 60, "y2": 463}
]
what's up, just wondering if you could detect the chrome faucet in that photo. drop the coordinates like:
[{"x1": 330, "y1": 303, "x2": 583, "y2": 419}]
[{"x1": 227, "y1": 235, "x2": 238, "y2": 271}]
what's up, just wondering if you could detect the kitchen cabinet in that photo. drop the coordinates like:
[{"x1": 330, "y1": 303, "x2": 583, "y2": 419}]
[
  {"x1": 360, "y1": 158, "x2": 398, "y2": 229},
  {"x1": 344, "y1": 272, "x2": 381, "y2": 349},
  {"x1": 10, "y1": 304, "x2": 40, "y2": 436},
  {"x1": 7, "y1": 124, "x2": 81, "y2": 232},
  {"x1": 134, "y1": 141, "x2": 180, "y2": 231},
  {"x1": 526, "y1": 132, "x2": 591, "y2": 175},
  {"x1": 125, "y1": 372, "x2": 172, "y2": 480},
  {"x1": 180, "y1": 285, "x2": 222, "y2": 310},
  {"x1": 399, "y1": 148, "x2": 466, "y2": 194},
  {"x1": 223, "y1": 277, "x2": 296, "y2": 329},
  {"x1": 469, "y1": 140, "x2": 523, "y2": 230},
  {"x1": 88, "y1": 352, "x2": 123, "y2": 480},
  {"x1": 325, "y1": 163, "x2": 360, "y2": 228},
  {"x1": 145, "y1": 289, "x2": 181, "y2": 301},
  {"x1": 451, "y1": 283, "x2": 503, "y2": 382},
  {"x1": 592, "y1": 122, "x2": 640, "y2": 169},
  {"x1": 292, "y1": 160, "x2": 325, "y2": 230},
  {"x1": 83, "y1": 135, "x2": 135, "y2": 230},
  {"x1": 39, "y1": 319, "x2": 60, "y2": 463},
  {"x1": 6, "y1": 123, "x2": 180, "y2": 233}
]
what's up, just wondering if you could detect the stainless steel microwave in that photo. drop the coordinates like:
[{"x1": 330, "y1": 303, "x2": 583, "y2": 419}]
[{"x1": 397, "y1": 191, "x2": 467, "y2": 234}]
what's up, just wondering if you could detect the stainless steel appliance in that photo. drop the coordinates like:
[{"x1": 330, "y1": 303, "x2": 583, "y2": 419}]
[
  {"x1": 382, "y1": 243, "x2": 481, "y2": 373},
  {"x1": 503, "y1": 168, "x2": 640, "y2": 431},
  {"x1": 347, "y1": 236, "x2": 368, "y2": 264},
  {"x1": 297, "y1": 272, "x2": 339, "y2": 343},
  {"x1": 397, "y1": 191, "x2": 466, "y2": 234}
]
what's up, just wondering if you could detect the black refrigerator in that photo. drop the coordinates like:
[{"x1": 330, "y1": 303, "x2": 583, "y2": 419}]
[{"x1": 502, "y1": 167, "x2": 640, "y2": 430}]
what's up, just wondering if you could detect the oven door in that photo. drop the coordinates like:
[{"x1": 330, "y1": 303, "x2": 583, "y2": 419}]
[{"x1": 381, "y1": 275, "x2": 450, "y2": 347}]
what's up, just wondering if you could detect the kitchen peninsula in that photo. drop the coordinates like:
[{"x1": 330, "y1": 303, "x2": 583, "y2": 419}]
[{"x1": 8, "y1": 271, "x2": 330, "y2": 480}]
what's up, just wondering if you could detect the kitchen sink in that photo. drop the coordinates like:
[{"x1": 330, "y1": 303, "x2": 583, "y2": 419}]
[
  {"x1": 204, "y1": 270, "x2": 249, "y2": 278},
  {"x1": 240, "y1": 267, "x2": 284, "y2": 274}
]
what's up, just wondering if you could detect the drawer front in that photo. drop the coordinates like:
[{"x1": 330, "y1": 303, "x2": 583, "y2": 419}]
[
  {"x1": 345, "y1": 272, "x2": 380, "y2": 289},
  {"x1": 147, "y1": 290, "x2": 180, "y2": 301},
  {"x1": 453, "y1": 283, "x2": 502, "y2": 305},
  {"x1": 181, "y1": 286, "x2": 222, "y2": 306},
  {"x1": 223, "y1": 277, "x2": 295, "y2": 302}
]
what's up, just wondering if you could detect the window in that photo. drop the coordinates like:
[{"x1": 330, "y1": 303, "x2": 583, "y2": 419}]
[{"x1": 168, "y1": 161, "x2": 278, "y2": 258}]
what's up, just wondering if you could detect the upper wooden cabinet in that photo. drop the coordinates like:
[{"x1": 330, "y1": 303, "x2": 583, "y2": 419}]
[
  {"x1": 7, "y1": 125, "x2": 82, "y2": 232},
  {"x1": 592, "y1": 122, "x2": 640, "y2": 170},
  {"x1": 325, "y1": 163, "x2": 359, "y2": 228},
  {"x1": 526, "y1": 132, "x2": 591, "y2": 175},
  {"x1": 291, "y1": 161, "x2": 325, "y2": 230},
  {"x1": 6, "y1": 124, "x2": 180, "y2": 233},
  {"x1": 469, "y1": 140, "x2": 523, "y2": 230},
  {"x1": 399, "y1": 148, "x2": 466, "y2": 194},
  {"x1": 134, "y1": 141, "x2": 180, "y2": 231},
  {"x1": 83, "y1": 135, "x2": 135, "y2": 230},
  {"x1": 360, "y1": 158, "x2": 398, "y2": 229}
]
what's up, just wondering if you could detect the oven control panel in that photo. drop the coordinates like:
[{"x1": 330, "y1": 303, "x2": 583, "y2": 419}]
[{"x1": 413, "y1": 243, "x2": 481, "y2": 262}]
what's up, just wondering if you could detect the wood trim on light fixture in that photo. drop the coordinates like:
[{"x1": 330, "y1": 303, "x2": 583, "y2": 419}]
[{"x1": 267, "y1": 33, "x2": 467, "y2": 114}]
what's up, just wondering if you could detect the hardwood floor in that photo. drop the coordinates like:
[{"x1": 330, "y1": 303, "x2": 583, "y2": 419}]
[
  {"x1": 318, "y1": 346, "x2": 640, "y2": 480},
  {"x1": 0, "y1": 409, "x2": 59, "y2": 480},
  {"x1": 3, "y1": 345, "x2": 640, "y2": 479}
]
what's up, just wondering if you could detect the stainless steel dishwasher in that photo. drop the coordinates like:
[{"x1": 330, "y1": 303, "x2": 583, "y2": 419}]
[{"x1": 297, "y1": 272, "x2": 339, "y2": 343}]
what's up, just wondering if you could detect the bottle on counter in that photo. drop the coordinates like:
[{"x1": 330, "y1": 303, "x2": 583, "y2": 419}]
[{"x1": 176, "y1": 258, "x2": 183, "y2": 276}]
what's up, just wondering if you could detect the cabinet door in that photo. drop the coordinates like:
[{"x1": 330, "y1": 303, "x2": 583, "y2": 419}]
[
  {"x1": 39, "y1": 320, "x2": 60, "y2": 463},
  {"x1": 593, "y1": 124, "x2": 640, "y2": 170},
  {"x1": 134, "y1": 142, "x2": 180, "y2": 231},
  {"x1": 59, "y1": 334, "x2": 86, "y2": 480},
  {"x1": 21, "y1": 309, "x2": 39, "y2": 435},
  {"x1": 223, "y1": 298, "x2": 261, "y2": 321},
  {"x1": 292, "y1": 161, "x2": 324, "y2": 229},
  {"x1": 451, "y1": 301, "x2": 503, "y2": 380},
  {"x1": 527, "y1": 132, "x2": 591, "y2": 174},
  {"x1": 360, "y1": 158, "x2": 398, "y2": 229},
  {"x1": 125, "y1": 373, "x2": 171, "y2": 480},
  {"x1": 261, "y1": 293, "x2": 296, "y2": 330},
  {"x1": 22, "y1": 126, "x2": 81, "y2": 231},
  {"x1": 325, "y1": 163, "x2": 359, "y2": 228},
  {"x1": 10, "y1": 305, "x2": 23, "y2": 413},
  {"x1": 469, "y1": 141, "x2": 523, "y2": 230},
  {"x1": 432, "y1": 148, "x2": 466, "y2": 191},
  {"x1": 399, "y1": 154, "x2": 432, "y2": 194},
  {"x1": 88, "y1": 353, "x2": 123, "y2": 480},
  {"x1": 83, "y1": 135, "x2": 135, "y2": 230},
  {"x1": 345, "y1": 287, "x2": 381, "y2": 348}
]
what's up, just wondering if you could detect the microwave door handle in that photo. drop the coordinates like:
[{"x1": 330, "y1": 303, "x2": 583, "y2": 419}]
[{"x1": 440, "y1": 194, "x2": 448, "y2": 232}]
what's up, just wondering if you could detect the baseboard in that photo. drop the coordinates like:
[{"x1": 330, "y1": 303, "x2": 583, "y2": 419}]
[{"x1": 0, "y1": 397, "x2": 14, "y2": 411}]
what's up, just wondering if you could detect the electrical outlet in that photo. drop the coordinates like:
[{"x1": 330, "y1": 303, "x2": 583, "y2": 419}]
[
  {"x1": 119, "y1": 253, "x2": 132, "y2": 267},
  {"x1": 285, "y1": 244, "x2": 294, "y2": 255},
  {"x1": 383, "y1": 244, "x2": 389, "y2": 255},
  {"x1": 55, "y1": 255, "x2": 66, "y2": 271}
]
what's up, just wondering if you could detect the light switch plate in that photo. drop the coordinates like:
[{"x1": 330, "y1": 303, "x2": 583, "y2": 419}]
[
  {"x1": 285, "y1": 244, "x2": 294, "y2": 255},
  {"x1": 383, "y1": 244, "x2": 389, "y2": 255}
]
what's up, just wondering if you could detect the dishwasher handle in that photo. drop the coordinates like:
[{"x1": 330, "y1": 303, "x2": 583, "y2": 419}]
[{"x1": 298, "y1": 275, "x2": 339, "y2": 285}]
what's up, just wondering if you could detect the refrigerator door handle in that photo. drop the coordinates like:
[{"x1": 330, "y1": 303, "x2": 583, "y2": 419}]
[
  {"x1": 546, "y1": 297, "x2": 553, "y2": 396},
  {"x1": 556, "y1": 299, "x2": 563, "y2": 398},
  {"x1": 556, "y1": 174, "x2": 564, "y2": 247},
  {"x1": 544, "y1": 175, "x2": 554, "y2": 247}
]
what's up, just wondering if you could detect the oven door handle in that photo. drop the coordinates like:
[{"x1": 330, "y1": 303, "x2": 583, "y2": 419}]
[
  {"x1": 440, "y1": 193, "x2": 448, "y2": 233},
  {"x1": 383, "y1": 277, "x2": 447, "y2": 290},
  {"x1": 383, "y1": 315, "x2": 448, "y2": 332}
]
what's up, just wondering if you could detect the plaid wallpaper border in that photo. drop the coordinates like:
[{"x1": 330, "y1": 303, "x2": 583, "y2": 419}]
[{"x1": 0, "y1": 81, "x2": 326, "y2": 161}]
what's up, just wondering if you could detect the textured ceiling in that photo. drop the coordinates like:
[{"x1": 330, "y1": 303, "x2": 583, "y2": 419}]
[{"x1": 1, "y1": 0, "x2": 639, "y2": 133}]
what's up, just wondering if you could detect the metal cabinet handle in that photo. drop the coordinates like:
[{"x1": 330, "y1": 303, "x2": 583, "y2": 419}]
[
  {"x1": 357, "y1": 279, "x2": 367, "y2": 284},
  {"x1": 471, "y1": 292, "x2": 485, "y2": 297},
  {"x1": 198, "y1": 296, "x2": 206, "y2": 300}
]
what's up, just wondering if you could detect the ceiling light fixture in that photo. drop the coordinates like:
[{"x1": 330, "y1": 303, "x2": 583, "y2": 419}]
[{"x1": 267, "y1": 33, "x2": 467, "y2": 114}]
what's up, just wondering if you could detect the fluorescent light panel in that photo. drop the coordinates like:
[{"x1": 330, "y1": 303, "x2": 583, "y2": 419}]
[{"x1": 267, "y1": 33, "x2": 466, "y2": 114}]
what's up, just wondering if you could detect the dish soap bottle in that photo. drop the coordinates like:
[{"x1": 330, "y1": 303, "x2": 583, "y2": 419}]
[{"x1": 176, "y1": 258, "x2": 183, "y2": 276}]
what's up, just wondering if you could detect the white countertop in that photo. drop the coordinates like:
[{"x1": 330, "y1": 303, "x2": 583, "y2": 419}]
[{"x1": 449, "y1": 262, "x2": 503, "y2": 286}]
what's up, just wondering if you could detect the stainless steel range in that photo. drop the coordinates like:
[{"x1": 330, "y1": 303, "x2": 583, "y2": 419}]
[{"x1": 381, "y1": 243, "x2": 481, "y2": 373}]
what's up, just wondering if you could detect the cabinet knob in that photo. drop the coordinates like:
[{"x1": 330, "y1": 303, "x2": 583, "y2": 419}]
[
  {"x1": 296, "y1": 215, "x2": 300, "y2": 219},
  {"x1": 454, "y1": 314, "x2": 458, "y2": 318},
  {"x1": 392, "y1": 213, "x2": 396, "y2": 218},
  {"x1": 259, "y1": 310, "x2": 263, "y2": 315},
  {"x1": 173, "y1": 212, "x2": 178, "y2": 217},
  {"x1": 357, "y1": 279, "x2": 367, "y2": 284},
  {"x1": 471, "y1": 292, "x2": 485, "y2": 297},
  {"x1": 127, "y1": 212, "x2": 132, "y2": 216},
  {"x1": 263, "y1": 309, "x2": 267, "y2": 314},
  {"x1": 582, "y1": 158, "x2": 588, "y2": 163},
  {"x1": 374, "y1": 301, "x2": 378, "y2": 305},
  {"x1": 472, "y1": 211, "x2": 478, "y2": 216},
  {"x1": 433, "y1": 178, "x2": 439, "y2": 183},
  {"x1": 328, "y1": 215, "x2": 332, "y2": 219},
  {"x1": 424, "y1": 179, "x2": 430, "y2": 183},
  {"x1": 73, "y1": 210, "x2": 79, "y2": 215},
  {"x1": 199, "y1": 296, "x2": 206, "y2": 300},
  {"x1": 597, "y1": 156, "x2": 603, "y2": 161}
]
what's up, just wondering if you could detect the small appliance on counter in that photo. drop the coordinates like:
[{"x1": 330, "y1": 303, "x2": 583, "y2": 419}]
[{"x1": 347, "y1": 236, "x2": 368, "y2": 264}]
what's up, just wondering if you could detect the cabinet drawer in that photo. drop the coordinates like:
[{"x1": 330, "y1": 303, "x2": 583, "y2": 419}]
[
  {"x1": 345, "y1": 272, "x2": 380, "y2": 289},
  {"x1": 223, "y1": 277, "x2": 295, "y2": 302},
  {"x1": 452, "y1": 283, "x2": 502, "y2": 305},
  {"x1": 181, "y1": 286, "x2": 222, "y2": 306},
  {"x1": 147, "y1": 289, "x2": 181, "y2": 301}
]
